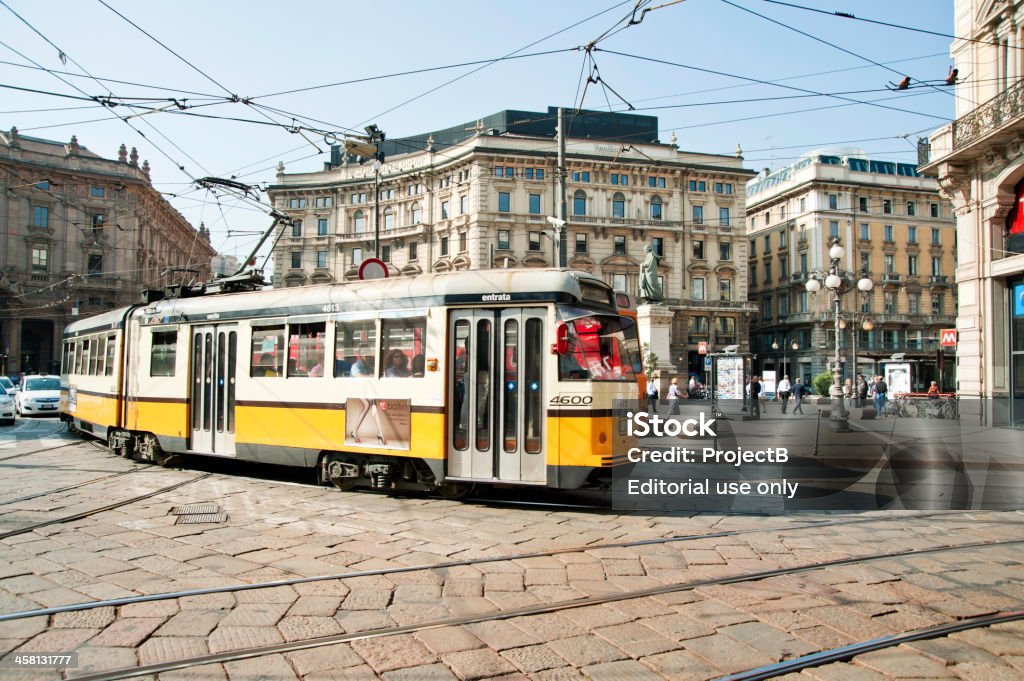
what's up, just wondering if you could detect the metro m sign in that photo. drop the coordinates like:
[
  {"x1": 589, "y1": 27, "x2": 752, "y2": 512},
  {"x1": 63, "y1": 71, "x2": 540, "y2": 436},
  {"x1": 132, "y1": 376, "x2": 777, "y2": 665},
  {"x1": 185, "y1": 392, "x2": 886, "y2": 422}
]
[
  {"x1": 697, "y1": 341, "x2": 708, "y2": 355},
  {"x1": 940, "y1": 329, "x2": 957, "y2": 347}
]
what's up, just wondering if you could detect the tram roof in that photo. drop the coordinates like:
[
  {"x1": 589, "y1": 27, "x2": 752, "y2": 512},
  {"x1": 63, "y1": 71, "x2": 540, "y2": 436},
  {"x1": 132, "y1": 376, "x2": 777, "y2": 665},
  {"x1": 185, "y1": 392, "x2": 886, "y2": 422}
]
[{"x1": 64, "y1": 269, "x2": 616, "y2": 335}]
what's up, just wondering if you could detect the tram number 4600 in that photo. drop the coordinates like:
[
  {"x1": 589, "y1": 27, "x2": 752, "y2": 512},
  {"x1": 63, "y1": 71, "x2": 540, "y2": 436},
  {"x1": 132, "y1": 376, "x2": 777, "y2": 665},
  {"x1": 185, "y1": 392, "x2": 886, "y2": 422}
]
[{"x1": 549, "y1": 395, "x2": 593, "y2": 406}]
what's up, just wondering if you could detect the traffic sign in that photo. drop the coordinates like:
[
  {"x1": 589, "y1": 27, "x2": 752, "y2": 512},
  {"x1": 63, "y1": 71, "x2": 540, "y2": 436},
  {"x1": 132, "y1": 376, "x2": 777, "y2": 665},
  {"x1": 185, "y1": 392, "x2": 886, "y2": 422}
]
[
  {"x1": 697, "y1": 341, "x2": 708, "y2": 355},
  {"x1": 939, "y1": 328, "x2": 957, "y2": 347},
  {"x1": 358, "y1": 258, "x2": 389, "y2": 280}
]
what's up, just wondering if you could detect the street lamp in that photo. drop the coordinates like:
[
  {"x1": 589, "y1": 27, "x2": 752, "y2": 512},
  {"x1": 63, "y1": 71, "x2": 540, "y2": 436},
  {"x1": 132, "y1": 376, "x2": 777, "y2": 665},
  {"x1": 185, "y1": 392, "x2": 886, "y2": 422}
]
[
  {"x1": 771, "y1": 338, "x2": 800, "y2": 380},
  {"x1": 805, "y1": 241, "x2": 874, "y2": 430},
  {"x1": 343, "y1": 125, "x2": 386, "y2": 259}
]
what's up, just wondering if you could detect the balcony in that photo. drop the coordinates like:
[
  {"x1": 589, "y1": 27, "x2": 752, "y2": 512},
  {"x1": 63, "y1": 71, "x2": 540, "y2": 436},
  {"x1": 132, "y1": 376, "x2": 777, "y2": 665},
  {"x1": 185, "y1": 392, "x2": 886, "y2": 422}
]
[
  {"x1": 790, "y1": 271, "x2": 807, "y2": 283},
  {"x1": 882, "y1": 272, "x2": 902, "y2": 284},
  {"x1": 928, "y1": 275, "x2": 950, "y2": 286},
  {"x1": 875, "y1": 313, "x2": 910, "y2": 325},
  {"x1": 677, "y1": 299, "x2": 757, "y2": 313},
  {"x1": 953, "y1": 77, "x2": 1024, "y2": 150}
]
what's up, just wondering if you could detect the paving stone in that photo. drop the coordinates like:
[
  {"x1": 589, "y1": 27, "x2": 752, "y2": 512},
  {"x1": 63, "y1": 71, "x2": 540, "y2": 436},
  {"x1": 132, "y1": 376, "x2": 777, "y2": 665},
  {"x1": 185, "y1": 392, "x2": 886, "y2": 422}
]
[
  {"x1": 207, "y1": 625, "x2": 284, "y2": 653},
  {"x1": 681, "y1": 633, "x2": 776, "y2": 674},
  {"x1": 137, "y1": 636, "x2": 209, "y2": 665},
  {"x1": 548, "y1": 635, "x2": 629, "y2": 667},
  {"x1": 857, "y1": 648, "x2": 961, "y2": 678},
  {"x1": 415, "y1": 626, "x2": 486, "y2": 655},
  {"x1": 442, "y1": 648, "x2": 518, "y2": 680},
  {"x1": 531, "y1": 668, "x2": 585, "y2": 681},
  {"x1": 582, "y1": 659, "x2": 664, "y2": 680},
  {"x1": 466, "y1": 620, "x2": 543, "y2": 650},
  {"x1": 501, "y1": 644, "x2": 568, "y2": 673},
  {"x1": 803, "y1": 663, "x2": 889, "y2": 681},
  {"x1": 16, "y1": 627, "x2": 99, "y2": 651},
  {"x1": 223, "y1": 653, "x2": 299, "y2": 680},
  {"x1": 485, "y1": 573, "x2": 525, "y2": 592},
  {"x1": 340, "y1": 589, "x2": 393, "y2": 610},
  {"x1": 720, "y1": 621, "x2": 819, "y2": 660},
  {"x1": 218, "y1": 602, "x2": 290, "y2": 627},
  {"x1": 953, "y1": 629, "x2": 1024, "y2": 656},
  {"x1": 642, "y1": 613, "x2": 715, "y2": 641},
  {"x1": 286, "y1": 595, "x2": 343, "y2": 617},
  {"x1": 950, "y1": 661, "x2": 1023, "y2": 681},
  {"x1": 334, "y1": 609, "x2": 396, "y2": 633},
  {"x1": 593, "y1": 621, "x2": 679, "y2": 657},
  {"x1": 306, "y1": 663, "x2": 380, "y2": 680},
  {"x1": 287, "y1": 642, "x2": 365, "y2": 675},
  {"x1": 381, "y1": 663, "x2": 459, "y2": 680},
  {"x1": 73, "y1": 644, "x2": 140, "y2": 673},
  {"x1": 640, "y1": 650, "x2": 722, "y2": 679},
  {"x1": 88, "y1": 617, "x2": 165, "y2": 647},
  {"x1": 155, "y1": 609, "x2": 225, "y2": 637},
  {"x1": 350, "y1": 633, "x2": 437, "y2": 673},
  {"x1": 156, "y1": 662, "x2": 229, "y2": 681},
  {"x1": 277, "y1": 615, "x2": 344, "y2": 642}
]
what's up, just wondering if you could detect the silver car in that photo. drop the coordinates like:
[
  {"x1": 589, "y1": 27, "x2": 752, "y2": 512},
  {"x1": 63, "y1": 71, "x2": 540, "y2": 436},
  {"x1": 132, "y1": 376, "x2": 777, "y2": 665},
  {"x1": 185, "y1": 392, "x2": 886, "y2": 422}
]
[
  {"x1": 0, "y1": 376, "x2": 15, "y2": 396},
  {"x1": 0, "y1": 392, "x2": 13, "y2": 425},
  {"x1": 15, "y1": 375, "x2": 62, "y2": 417}
]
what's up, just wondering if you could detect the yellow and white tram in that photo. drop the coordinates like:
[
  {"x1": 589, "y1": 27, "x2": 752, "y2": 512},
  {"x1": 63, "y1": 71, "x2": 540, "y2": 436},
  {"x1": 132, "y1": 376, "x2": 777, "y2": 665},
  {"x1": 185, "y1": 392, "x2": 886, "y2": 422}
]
[{"x1": 60, "y1": 269, "x2": 641, "y2": 496}]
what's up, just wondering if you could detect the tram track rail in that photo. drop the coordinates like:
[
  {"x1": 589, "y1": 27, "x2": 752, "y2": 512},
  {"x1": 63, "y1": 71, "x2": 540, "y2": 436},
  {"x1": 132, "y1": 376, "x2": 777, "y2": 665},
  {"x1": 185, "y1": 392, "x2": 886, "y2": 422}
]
[
  {"x1": 0, "y1": 440, "x2": 79, "y2": 463},
  {"x1": 0, "y1": 467, "x2": 145, "y2": 507},
  {"x1": 720, "y1": 609, "x2": 1024, "y2": 681},
  {"x1": 0, "y1": 473, "x2": 211, "y2": 540},
  {"x1": 64, "y1": 537, "x2": 1024, "y2": 681},
  {"x1": 0, "y1": 507, "x2": 1009, "y2": 624}
]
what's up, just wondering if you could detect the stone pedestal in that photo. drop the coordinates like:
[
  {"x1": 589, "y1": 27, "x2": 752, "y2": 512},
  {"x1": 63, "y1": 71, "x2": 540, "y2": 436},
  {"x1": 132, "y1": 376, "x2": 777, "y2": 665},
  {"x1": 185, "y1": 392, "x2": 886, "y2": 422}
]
[{"x1": 637, "y1": 303, "x2": 677, "y2": 391}]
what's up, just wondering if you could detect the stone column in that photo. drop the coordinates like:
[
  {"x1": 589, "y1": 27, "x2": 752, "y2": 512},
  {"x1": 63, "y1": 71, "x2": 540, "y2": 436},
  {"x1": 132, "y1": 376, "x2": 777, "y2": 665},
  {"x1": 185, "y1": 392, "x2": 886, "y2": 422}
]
[{"x1": 637, "y1": 303, "x2": 677, "y2": 394}]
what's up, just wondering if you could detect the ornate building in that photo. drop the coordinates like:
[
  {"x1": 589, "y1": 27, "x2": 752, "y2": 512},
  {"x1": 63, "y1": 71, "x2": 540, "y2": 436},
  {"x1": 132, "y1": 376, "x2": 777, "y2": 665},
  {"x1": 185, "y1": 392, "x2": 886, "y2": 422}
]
[
  {"x1": 0, "y1": 128, "x2": 215, "y2": 375},
  {"x1": 268, "y1": 108, "x2": 756, "y2": 379},
  {"x1": 746, "y1": 150, "x2": 957, "y2": 389},
  {"x1": 920, "y1": 0, "x2": 1024, "y2": 426}
]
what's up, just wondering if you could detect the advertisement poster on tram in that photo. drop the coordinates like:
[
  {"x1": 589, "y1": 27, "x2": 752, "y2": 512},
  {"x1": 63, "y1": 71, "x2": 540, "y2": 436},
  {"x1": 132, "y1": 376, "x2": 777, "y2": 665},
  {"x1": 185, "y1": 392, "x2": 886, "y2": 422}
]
[{"x1": 345, "y1": 398, "x2": 411, "y2": 450}]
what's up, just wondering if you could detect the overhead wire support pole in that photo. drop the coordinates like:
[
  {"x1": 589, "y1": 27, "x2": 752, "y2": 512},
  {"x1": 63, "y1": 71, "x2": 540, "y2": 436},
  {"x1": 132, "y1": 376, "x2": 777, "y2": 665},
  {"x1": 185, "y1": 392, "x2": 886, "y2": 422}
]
[{"x1": 557, "y1": 108, "x2": 568, "y2": 268}]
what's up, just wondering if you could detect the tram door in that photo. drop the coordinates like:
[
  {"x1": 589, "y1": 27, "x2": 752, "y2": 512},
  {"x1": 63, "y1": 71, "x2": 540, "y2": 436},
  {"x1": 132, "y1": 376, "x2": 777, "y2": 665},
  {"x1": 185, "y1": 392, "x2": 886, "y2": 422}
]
[
  {"x1": 449, "y1": 309, "x2": 546, "y2": 483},
  {"x1": 190, "y1": 325, "x2": 237, "y2": 456}
]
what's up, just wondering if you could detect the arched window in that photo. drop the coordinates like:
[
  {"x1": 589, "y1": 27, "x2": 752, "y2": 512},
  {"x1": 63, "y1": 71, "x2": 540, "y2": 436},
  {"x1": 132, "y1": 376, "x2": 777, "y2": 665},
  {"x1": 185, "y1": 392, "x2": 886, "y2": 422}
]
[
  {"x1": 353, "y1": 210, "x2": 365, "y2": 233},
  {"x1": 573, "y1": 189, "x2": 587, "y2": 216},
  {"x1": 650, "y1": 195, "x2": 663, "y2": 220},
  {"x1": 383, "y1": 207, "x2": 394, "y2": 230},
  {"x1": 612, "y1": 192, "x2": 625, "y2": 219},
  {"x1": 411, "y1": 202, "x2": 421, "y2": 225}
]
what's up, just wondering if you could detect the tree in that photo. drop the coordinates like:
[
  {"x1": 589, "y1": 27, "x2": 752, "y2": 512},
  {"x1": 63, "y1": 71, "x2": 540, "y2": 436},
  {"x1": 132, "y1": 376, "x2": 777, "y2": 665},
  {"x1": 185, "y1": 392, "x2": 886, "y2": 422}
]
[
  {"x1": 813, "y1": 371, "x2": 834, "y2": 398},
  {"x1": 641, "y1": 343, "x2": 658, "y2": 381}
]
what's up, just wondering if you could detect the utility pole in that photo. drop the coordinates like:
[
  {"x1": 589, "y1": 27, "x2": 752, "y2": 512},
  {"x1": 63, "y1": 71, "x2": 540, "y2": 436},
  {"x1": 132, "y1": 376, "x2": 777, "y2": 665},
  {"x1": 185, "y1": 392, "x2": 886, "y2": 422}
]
[
  {"x1": 343, "y1": 126, "x2": 386, "y2": 259},
  {"x1": 557, "y1": 107, "x2": 567, "y2": 268}
]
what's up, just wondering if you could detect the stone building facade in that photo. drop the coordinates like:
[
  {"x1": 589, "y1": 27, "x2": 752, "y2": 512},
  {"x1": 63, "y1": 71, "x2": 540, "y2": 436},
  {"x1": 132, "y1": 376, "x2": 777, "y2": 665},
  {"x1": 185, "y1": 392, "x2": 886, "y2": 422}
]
[
  {"x1": 0, "y1": 128, "x2": 215, "y2": 375},
  {"x1": 268, "y1": 108, "x2": 756, "y2": 380},
  {"x1": 746, "y1": 150, "x2": 957, "y2": 390},
  {"x1": 921, "y1": 0, "x2": 1024, "y2": 426}
]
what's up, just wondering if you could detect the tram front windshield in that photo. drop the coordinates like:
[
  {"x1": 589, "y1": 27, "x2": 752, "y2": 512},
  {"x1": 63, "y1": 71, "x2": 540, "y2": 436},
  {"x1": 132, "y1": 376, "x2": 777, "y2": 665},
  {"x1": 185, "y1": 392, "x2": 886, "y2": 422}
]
[{"x1": 558, "y1": 314, "x2": 641, "y2": 381}]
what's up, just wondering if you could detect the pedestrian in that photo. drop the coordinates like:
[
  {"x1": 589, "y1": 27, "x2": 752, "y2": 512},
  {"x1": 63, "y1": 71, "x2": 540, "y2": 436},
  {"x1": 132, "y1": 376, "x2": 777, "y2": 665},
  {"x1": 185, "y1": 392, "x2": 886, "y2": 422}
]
[
  {"x1": 843, "y1": 378, "x2": 853, "y2": 407},
  {"x1": 792, "y1": 377, "x2": 806, "y2": 414},
  {"x1": 927, "y1": 380, "x2": 940, "y2": 398},
  {"x1": 777, "y1": 374, "x2": 792, "y2": 414},
  {"x1": 857, "y1": 374, "x2": 869, "y2": 408},
  {"x1": 688, "y1": 375, "x2": 697, "y2": 398},
  {"x1": 873, "y1": 375, "x2": 888, "y2": 415},
  {"x1": 749, "y1": 375, "x2": 762, "y2": 418},
  {"x1": 667, "y1": 377, "x2": 682, "y2": 415},
  {"x1": 646, "y1": 378, "x2": 659, "y2": 414}
]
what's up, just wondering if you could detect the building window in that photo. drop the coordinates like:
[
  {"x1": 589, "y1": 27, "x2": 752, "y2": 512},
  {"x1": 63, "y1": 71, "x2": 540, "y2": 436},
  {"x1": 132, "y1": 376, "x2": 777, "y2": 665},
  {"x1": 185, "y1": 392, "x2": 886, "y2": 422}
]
[
  {"x1": 89, "y1": 186, "x2": 105, "y2": 198},
  {"x1": 90, "y1": 213, "x2": 105, "y2": 235},
  {"x1": 780, "y1": 258, "x2": 788, "y2": 278},
  {"x1": 571, "y1": 171, "x2": 591, "y2": 182},
  {"x1": 778, "y1": 293, "x2": 789, "y2": 316},
  {"x1": 800, "y1": 252, "x2": 808, "y2": 272},
  {"x1": 575, "y1": 233, "x2": 587, "y2": 253},
  {"x1": 612, "y1": 192, "x2": 625, "y2": 218},
  {"x1": 411, "y1": 203, "x2": 421, "y2": 224},
  {"x1": 688, "y1": 180, "x2": 706, "y2": 191},
  {"x1": 884, "y1": 291, "x2": 896, "y2": 313},
  {"x1": 828, "y1": 194, "x2": 838, "y2": 209},
  {"x1": 440, "y1": 237, "x2": 449, "y2": 256},
  {"x1": 906, "y1": 255, "x2": 917, "y2": 276},
  {"x1": 441, "y1": 201, "x2": 449, "y2": 219},
  {"x1": 907, "y1": 201, "x2": 916, "y2": 216},
  {"x1": 317, "y1": 250, "x2": 328, "y2": 268},
  {"x1": 750, "y1": 263, "x2": 757, "y2": 282},
  {"x1": 353, "y1": 211, "x2": 365, "y2": 233},
  {"x1": 799, "y1": 197, "x2": 806, "y2": 212},
  {"x1": 692, "y1": 277, "x2": 705, "y2": 300},
  {"x1": 931, "y1": 228, "x2": 941, "y2": 245},
  {"x1": 290, "y1": 251, "x2": 301, "y2": 268},
  {"x1": 498, "y1": 192, "x2": 511, "y2": 213},
  {"x1": 315, "y1": 196, "x2": 332, "y2": 208},
  {"x1": 528, "y1": 193, "x2": 541, "y2": 214},
  {"x1": 458, "y1": 232, "x2": 466, "y2": 253},
  {"x1": 693, "y1": 240, "x2": 704, "y2": 259},
  {"x1": 859, "y1": 197, "x2": 868, "y2": 212},
  {"x1": 829, "y1": 220, "x2": 839, "y2": 239},
  {"x1": 860, "y1": 223, "x2": 870, "y2": 240},
  {"x1": 317, "y1": 218, "x2": 328, "y2": 236},
  {"x1": 291, "y1": 219, "x2": 303, "y2": 238},
  {"x1": 648, "y1": 176, "x2": 667, "y2": 188},
  {"x1": 613, "y1": 235, "x2": 626, "y2": 255},
  {"x1": 87, "y1": 254, "x2": 102, "y2": 275},
  {"x1": 720, "y1": 279, "x2": 732, "y2": 301},
  {"x1": 883, "y1": 199, "x2": 892, "y2": 214},
  {"x1": 763, "y1": 235, "x2": 771, "y2": 253},
  {"x1": 498, "y1": 229, "x2": 510, "y2": 250},
  {"x1": 31, "y1": 205, "x2": 49, "y2": 228},
  {"x1": 930, "y1": 203, "x2": 940, "y2": 218},
  {"x1": 908, "y1": 292, "x2": 920, "y2": 314},
  {"x1": 779, "y1": 229, "x2": 788, "y2": 248},
  {"x1": 762, "y1": 297, "x2": 772, "y2": 319},
  {"x1": 650, "y1": 196, "x2": 663, "y2": 220},
  {"x1": 719, "y1": 206, "x2": 730, "y2": 227},
  {"x1": 692, "y1": 205, "x2": 704, "y2": 225},
  {"x1": 30, "y1": 247, "x2": 47, "y2": 272},
  {"x1": 611, "y1": 173, "x2": 628, "y2": 185},
  {"x1": 720, "y1": 242, "x2": 731, "y2": 260},
  {"x1": 764, "y1": 261, "x2": 772, "y2": 283},
  {"x1": 495, "y1": 166, "x2": 514, "y2": 178},
  {"x1": 573, "y1": 190, "x2": 587, "y2": 216},
  {"x1": 408, "y1": 241, "x2": 418, "y2": 260},
  {"x1": 884, "y1": 225, "x2": 894, "y2": 241},
  {"x1": 612, "y1": 274, "x2": 627, "y2": 292},
  {"x1": 381, "y1": 245, "x2": 392, "y2": 263},
  {"x1": 932, "y1": 293, "x2": 944, "y2": 315},
  {"x1": 884, "y1": 254, "x2": 895, "y2": 272},
  {"x1": 715, "y1": 182, "x2": 733, "y2": 194},
  {"x1": 460, "y1": 195, "x2": 468, "y2": 214},
  {"x1": 528, "y1": 232, "x2": 541, "y2": 251},
  {"x1": 908, "y1": 226, "x2": 917, "y2": 243},
  {"x1": 931, "y1": 256, "x2": 942, "y2": 276},
  {"x1": 652, "y1": 237, "x2": 663, "y2": 256}
]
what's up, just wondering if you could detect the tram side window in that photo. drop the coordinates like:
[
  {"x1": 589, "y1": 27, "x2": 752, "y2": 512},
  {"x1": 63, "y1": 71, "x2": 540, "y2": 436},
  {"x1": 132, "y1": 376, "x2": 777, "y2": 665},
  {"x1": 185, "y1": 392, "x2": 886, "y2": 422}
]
[
  {"x1": 82, "y1": 339, "x2": 91, "y2": 376},
  {"x1": 251, "y1": 325, "x2": 284, "y2": 377},
  {"x1": 558, "y1": 316, "x2": 639, "y2": 382},
  {"x1": 287, "y1": 322, "x2": 326, "y2": 377},
  {"x1": 73, "y1": 340, "x2": 83, "y2": 375},
  {"x1": 150, "y1": 331, "x2": 177, "y2": 377},
  {"x1": 105, "y1": 334, "x2": 116, "y2": 376},
  {"x1": 335, "y1": 321, "x2": 377, "y2": 378},
  {"x1": 93, "y1": 336, "x2": 104, "y2": 376},
  {"x1": 381, "y1": 317, "x2": 426, "y2": 378}
]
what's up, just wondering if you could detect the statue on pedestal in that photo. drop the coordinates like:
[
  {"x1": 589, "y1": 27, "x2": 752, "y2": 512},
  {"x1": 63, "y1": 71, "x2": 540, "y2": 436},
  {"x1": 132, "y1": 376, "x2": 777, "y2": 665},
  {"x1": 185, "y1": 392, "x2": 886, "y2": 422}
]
[{"x1": 638, "y1": 244, "x2": 663, "y2": 303}]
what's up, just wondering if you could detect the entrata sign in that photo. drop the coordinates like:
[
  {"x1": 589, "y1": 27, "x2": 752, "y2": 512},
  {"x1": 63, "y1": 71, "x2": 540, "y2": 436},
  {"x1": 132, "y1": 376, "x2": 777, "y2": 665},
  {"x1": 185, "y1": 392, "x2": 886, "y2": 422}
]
[
  {"x1": 697, "y1": 341, "x2": 708, "y2": 355},
  {"x1": 358, "y1": 258, "x2": 389, "y2": 280},
  {"x1": 940, "y1": 328, "x2": 957, "y2": 347}
]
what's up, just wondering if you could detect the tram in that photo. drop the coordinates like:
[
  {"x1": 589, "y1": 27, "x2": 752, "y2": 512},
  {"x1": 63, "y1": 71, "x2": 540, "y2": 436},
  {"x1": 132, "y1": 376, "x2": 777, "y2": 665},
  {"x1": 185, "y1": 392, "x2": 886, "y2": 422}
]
[{"x1": 60, "y1": 269, "x2": 641, "y2": 496}]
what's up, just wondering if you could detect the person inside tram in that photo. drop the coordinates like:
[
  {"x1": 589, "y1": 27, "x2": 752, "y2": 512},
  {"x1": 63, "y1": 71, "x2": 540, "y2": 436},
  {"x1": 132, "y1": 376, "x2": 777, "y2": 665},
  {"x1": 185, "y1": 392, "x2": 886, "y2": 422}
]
[
  {"x1": 384, "y1": 349, "x2": 410, "y2": 377},
  {"x1": 411, "y1": 354, "x2": 425, "y2": 377},
  {"x1": 350, "y1": 345, "x2": 373, "y2": 377}
]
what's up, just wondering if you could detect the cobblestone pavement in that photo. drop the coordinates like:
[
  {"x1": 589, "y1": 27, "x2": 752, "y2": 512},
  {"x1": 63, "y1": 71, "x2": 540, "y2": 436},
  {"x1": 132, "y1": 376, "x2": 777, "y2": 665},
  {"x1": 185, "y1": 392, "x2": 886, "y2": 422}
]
[{"x1": 0, "y1": 421, "x2": 1022, "y2": 680}]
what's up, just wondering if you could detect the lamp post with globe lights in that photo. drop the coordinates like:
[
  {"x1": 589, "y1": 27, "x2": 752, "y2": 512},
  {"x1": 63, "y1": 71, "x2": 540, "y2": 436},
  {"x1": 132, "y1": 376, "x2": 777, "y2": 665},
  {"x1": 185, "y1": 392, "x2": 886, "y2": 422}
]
[
  {"x1": 771, "y1": 338, "x2": 799, "y2": 380},
  {"x1": 805, "y1": 240, "x2": 875, "y2": 430}
]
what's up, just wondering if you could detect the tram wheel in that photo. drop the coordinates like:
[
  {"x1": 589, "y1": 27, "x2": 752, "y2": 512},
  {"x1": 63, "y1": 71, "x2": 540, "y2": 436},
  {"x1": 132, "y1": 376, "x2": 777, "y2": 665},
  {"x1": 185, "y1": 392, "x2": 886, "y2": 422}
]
[
  {"x1": 135, "y1": 433, "x2": 180, "y2": 467},
  {"x1": 437, "y1": 481, "x2": 475, "y2": 499}
]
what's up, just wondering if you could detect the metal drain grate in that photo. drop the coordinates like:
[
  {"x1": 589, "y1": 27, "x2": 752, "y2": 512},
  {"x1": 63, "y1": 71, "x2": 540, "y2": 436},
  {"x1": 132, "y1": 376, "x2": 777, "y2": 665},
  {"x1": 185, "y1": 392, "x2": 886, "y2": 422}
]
[
  {"x1": 175, "y1": 511, "x2": 228, "y2": 525},
  {"x1": 170, "y1": 503, "x2": 220, "y2": 515},
  {"x1": 169, "y1": 503, "x2": 227, "y2": 524}
]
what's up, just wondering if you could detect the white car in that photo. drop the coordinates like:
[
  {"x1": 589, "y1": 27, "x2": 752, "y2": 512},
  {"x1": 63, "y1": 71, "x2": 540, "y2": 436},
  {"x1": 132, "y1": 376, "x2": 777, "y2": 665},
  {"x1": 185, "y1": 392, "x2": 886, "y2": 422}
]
[
  {"x1": 15, "y1": 375, "x2": 62, "y2": 417},
  {"x1": 0, "y1": 392, "x2": 13, "y2": 425},
  {"x1": 0, "y1": 376, "x2": 15, "y2": 396}
]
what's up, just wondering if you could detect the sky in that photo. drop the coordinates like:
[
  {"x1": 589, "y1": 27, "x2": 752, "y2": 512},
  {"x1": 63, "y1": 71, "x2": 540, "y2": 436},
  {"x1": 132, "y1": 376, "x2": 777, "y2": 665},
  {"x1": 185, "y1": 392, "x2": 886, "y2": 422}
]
[{"x1": 1, "y1": 0, "x2": 957, "y2": 265}]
